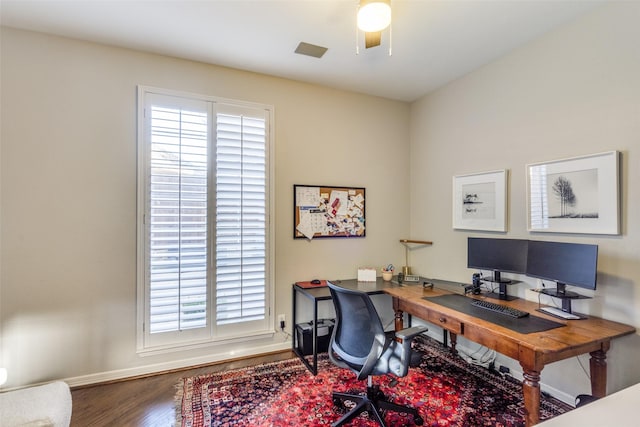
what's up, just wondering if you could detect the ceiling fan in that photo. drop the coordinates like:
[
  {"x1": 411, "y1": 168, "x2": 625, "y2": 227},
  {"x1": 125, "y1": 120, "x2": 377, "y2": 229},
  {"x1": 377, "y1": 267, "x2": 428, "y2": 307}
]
[{"x1": 357, "y1": 0, "x2": 392, "y2": 49}]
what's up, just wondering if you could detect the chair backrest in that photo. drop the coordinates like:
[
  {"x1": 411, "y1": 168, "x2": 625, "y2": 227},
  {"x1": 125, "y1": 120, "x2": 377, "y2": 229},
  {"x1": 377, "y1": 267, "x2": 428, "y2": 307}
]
[{"x1": 328, "y1": 282, "x2": 386, "y2": 368}]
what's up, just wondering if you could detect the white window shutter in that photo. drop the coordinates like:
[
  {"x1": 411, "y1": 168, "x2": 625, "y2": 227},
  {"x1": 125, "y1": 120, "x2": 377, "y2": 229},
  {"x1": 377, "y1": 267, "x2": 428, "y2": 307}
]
[
  {"x1": 215, "y1": 107, "x2": 268, "y2": 332},
  {"x1": 147, "y1": 100, "x2": 209, "y2": 338}
]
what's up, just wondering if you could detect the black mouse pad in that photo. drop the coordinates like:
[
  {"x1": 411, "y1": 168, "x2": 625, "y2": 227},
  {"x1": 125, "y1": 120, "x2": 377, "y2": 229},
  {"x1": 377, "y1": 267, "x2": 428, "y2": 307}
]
[{"x1": 423, "y1": 294, "x2": 564, "y2": 334}]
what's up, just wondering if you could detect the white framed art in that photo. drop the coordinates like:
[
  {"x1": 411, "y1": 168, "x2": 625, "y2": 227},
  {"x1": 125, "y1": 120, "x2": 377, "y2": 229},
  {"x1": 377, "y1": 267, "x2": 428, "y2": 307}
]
[
  {"x1": 453, "y1": 169, "x2": 507, "y2": 232},
  {"x1": 526, "y1": 151, "x2": 620, "y2": 235}
]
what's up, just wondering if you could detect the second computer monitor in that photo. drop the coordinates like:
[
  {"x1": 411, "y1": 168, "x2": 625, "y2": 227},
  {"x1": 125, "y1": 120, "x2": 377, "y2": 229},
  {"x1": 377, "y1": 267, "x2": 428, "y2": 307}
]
[{"x1": 526, "y1": 240, "x2": 598, "y2": 294}]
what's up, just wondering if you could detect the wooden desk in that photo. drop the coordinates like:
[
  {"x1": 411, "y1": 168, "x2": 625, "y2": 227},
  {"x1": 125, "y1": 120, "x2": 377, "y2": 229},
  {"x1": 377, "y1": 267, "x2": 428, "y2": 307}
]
[{"x1": 384, "y1": 283, "x2": 636, "y2": 427}]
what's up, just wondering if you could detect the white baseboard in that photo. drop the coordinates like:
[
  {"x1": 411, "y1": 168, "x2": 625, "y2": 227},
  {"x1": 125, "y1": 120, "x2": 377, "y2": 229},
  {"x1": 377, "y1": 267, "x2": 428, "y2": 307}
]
[{"x1": 63, "y1": 341, "x2": 292, "y2": 388}]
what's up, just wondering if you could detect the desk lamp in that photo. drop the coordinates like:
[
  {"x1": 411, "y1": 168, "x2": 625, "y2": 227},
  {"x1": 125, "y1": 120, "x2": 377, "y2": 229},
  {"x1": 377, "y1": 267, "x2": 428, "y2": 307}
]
[{"x1": 399, "y1": 239, "x2": 433, "y2": 276}]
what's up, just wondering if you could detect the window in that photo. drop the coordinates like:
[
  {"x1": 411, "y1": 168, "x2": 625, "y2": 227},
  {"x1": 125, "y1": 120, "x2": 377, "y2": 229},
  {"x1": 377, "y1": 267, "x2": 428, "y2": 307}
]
[{"x1": 137, "y1": 87, "x2": 273, "y2": 351}]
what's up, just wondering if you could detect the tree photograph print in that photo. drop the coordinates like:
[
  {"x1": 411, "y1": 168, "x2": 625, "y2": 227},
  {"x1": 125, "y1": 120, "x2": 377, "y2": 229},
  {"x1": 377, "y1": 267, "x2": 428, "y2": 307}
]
[
  {"x1": 547, "y1": 169, "x2": 599, "y2": 219},
  {"x1": 453, "y1": 169, "x2": 507, "y2": 232},
  {"x1": 527, "y1": 151, "x2": 619, "y2": 235},
  {"x1": 462, "y1": 181, "x2": 496, "y2": 220}
]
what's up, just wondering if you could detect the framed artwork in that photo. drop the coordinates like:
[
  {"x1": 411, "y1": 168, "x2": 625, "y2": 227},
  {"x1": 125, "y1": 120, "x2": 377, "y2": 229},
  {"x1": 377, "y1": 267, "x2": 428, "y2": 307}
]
[
  {"x1": 452, "y1": 170, "x2": 507, "y2": 232},
  {"x1": 293, "y1": 184, "x2": 365, "y2": 239},
  {"x1": 526, "y1": 151, "x2": 620, "y2": 234}
]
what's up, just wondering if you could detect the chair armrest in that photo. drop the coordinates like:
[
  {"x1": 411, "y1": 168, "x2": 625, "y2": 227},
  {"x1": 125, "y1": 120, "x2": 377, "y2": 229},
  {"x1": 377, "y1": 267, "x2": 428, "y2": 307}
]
[{"x1": 395, "y1": 325, "x2": 428, "y2": 341}]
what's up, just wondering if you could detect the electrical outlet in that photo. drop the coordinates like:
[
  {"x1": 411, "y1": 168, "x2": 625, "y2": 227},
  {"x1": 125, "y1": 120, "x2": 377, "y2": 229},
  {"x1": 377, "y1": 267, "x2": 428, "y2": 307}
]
[{"x1": 278, "y1": 314, "x2": 286, "y2": 330}]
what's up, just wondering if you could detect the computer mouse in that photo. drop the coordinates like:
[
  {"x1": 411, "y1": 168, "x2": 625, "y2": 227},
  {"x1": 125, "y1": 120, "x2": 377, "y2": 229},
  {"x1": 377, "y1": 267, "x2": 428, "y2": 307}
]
[{"x1": 311, "y1": 279, "x2": 321, "y2": 284}]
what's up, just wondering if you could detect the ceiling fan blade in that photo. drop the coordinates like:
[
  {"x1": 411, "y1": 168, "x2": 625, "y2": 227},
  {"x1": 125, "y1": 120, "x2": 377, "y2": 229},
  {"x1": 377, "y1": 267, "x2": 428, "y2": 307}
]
[{"x1": 364, "y1": 31, "x2": 382, "y2": 48}]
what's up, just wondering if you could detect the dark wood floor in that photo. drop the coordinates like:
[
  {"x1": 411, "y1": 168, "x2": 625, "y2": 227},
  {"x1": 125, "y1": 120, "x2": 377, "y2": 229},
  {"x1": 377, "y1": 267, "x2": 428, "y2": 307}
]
[{"x1": 70, "y1": 350, "x2": 293, "y2": 427}]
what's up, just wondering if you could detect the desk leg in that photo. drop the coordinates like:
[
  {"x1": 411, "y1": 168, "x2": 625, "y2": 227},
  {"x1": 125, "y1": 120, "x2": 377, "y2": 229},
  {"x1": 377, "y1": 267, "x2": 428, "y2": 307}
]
[
  {"x1": 312, "y1": 298, "x2": 319, "y2": 375},
  {"x1": 589, "y1": 346, "x2": 609, "y2": 398},
  {"x1": 292, "y1": 286, "x2": 298, "y2": 353},
  {"x1": 394, "y1": 309, "x2": 404, "y2": 330},
  {"x1": 520, "y1": 368, "x2": 541, "y2": 427},
  {"x1": 448, "y1": 332, "x2": 458, "y2": 354}
]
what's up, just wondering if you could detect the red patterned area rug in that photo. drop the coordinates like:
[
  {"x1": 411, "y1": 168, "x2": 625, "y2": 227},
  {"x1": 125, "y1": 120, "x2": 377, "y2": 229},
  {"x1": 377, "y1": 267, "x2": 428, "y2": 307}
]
[{"x1": 175, "y1": 336, "x2": 573, "y2": 427}]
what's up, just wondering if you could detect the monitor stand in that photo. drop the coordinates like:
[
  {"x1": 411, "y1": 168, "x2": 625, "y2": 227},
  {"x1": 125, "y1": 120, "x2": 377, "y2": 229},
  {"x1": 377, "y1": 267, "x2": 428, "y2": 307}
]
[
  {"x1": 483, "y1": 271, "x2": 518, "y2": 301},
  {"x1": 537, "y1": 283, "x2": 590, "y2": 313}
]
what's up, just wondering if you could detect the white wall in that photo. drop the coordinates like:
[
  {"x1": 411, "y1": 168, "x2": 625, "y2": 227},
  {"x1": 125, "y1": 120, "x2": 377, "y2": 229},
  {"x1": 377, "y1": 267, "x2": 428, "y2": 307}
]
[
  {"x1": 409, "y1": 2, "x2": 640, "y2": 400},
  {"x1": 0, "y1": 27, "x2": 411, "y2": 388}
]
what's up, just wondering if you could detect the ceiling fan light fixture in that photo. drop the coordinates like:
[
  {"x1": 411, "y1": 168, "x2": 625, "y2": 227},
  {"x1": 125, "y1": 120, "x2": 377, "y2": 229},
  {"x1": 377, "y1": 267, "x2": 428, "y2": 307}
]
[{"x1": 357, "y1": 0, "x2": 391, "y2": 33}]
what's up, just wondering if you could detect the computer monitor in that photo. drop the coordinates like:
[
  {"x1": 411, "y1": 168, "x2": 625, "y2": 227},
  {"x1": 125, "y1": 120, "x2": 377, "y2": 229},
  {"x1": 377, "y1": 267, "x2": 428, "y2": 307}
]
[
  {"x1": 526, "y1": 240, "x2": 598, "y2": 301},
  {"x1": 467, "y1": 238, "x2": 528, "y2": 300}
]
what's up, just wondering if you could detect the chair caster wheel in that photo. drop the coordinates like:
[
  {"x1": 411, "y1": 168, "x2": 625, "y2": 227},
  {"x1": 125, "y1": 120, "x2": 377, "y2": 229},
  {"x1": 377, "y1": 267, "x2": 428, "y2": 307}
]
[
  {"x1": 414, "y1": 416, "x2": 424, "y2": 425},
  {"x1": 332, "y1": 398, "x2": 345, "y2": 409}
]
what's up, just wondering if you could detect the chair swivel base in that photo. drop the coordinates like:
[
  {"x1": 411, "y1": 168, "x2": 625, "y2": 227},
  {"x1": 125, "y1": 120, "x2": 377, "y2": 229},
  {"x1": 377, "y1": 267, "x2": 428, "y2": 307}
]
[{"x1": 331, "y1": 384, "x2": 424, "y2": 427}]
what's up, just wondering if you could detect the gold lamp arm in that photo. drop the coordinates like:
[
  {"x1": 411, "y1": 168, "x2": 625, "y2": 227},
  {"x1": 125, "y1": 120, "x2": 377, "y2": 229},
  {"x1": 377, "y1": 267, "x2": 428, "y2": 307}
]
[
  {"x1": 399, "y1": 239, "x2": 432, "y2": 245},
  {"x1": 399, "y1": 239, "x2": 433, "y2": 276}
]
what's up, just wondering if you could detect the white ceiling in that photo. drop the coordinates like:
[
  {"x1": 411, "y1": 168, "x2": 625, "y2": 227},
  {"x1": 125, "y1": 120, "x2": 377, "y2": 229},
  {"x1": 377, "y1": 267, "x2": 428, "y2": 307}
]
[{"x1": 1, "y1": 0, "x2": 604, "y2": 102}]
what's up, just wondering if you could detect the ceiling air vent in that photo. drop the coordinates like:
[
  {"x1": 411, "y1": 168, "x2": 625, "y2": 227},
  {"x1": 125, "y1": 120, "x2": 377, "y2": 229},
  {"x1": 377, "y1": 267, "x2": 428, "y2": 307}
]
[{"x1": 294, "y1": 42, "x2": 328, "y2": 58}]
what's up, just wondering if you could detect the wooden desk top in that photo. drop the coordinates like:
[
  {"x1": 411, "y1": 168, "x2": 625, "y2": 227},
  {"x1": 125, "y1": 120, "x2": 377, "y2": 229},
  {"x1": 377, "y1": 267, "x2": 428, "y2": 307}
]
[
  {"x1": 384, "y1": 284, "x2": 636, "y2": 365},
  {"x1": 294, "y1": 277, "x2": 392, "y2": 299}
]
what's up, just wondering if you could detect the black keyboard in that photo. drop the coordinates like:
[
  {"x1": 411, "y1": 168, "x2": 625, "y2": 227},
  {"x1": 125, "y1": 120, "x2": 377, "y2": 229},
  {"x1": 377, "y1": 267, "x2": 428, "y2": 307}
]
[{"x1": 471, "y1": 299, "x2": 529, "y2": 318}]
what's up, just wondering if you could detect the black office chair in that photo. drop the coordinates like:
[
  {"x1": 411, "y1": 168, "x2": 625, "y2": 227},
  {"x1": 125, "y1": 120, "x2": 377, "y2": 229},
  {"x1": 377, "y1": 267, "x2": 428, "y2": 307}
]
[{"x1": 327, "y1": 282, "x2": 428, "y2": 427}]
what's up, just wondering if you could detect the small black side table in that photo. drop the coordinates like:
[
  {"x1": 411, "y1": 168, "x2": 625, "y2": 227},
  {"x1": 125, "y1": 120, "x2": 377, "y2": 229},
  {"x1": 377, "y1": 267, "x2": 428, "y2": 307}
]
[{"x1": 292, "y1": 278, "x2": 390, "y2": 375}]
